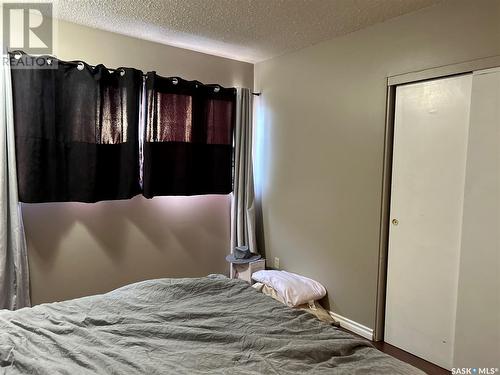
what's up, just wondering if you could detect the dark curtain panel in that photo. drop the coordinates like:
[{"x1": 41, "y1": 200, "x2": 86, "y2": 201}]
[
  {"x1": 10, "y1": 54, "x2": 142, "y2": 203},
  {"x1": 143, "y1": 72, "x2": 236, "y2": 197}
]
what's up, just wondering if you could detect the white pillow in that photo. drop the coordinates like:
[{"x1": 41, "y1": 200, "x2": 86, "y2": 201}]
[{"x1": 251, "y1": 270, "x2": 326, "y2": 307}]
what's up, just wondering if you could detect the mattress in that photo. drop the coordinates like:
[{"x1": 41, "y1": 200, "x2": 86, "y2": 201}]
[{"x1": 0, "y1": 275, "x2": 423, "y2": 374}]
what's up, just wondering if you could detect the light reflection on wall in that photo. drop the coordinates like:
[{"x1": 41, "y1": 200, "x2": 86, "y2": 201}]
[
  {"x1": 23, "y1": 194, "x2": 231, "y2": 305},
  {"x1": 253, "y1": 94, "x2": 272, "y2": 199}
]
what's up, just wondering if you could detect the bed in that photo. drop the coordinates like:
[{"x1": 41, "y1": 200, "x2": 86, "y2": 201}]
[{"x1": 0, "y1": 275, "x2": 422, "y2": 374}]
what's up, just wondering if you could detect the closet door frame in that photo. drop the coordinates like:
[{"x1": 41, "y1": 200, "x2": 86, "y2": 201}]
[{"x1": 374, "y1": 54, "x2": 500, "y2": 342}]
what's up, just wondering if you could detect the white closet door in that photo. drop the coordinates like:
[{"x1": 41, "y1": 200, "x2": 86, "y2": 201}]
[
  {"x1": 452, "y1": 67, "x2": 500, "y2": 368},
  {"x1": 385, "y1": 74, "x2": 472, "y2": 370}
]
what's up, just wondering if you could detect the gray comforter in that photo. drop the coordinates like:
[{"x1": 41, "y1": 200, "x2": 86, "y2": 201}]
[{"x1": 0, "y1": 275, "x2": 422, "y2": 374}]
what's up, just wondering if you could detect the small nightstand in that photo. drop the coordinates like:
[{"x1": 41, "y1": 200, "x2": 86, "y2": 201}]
[{"x1": 230, "y1": 259, "x2": 266, "y2": 284}]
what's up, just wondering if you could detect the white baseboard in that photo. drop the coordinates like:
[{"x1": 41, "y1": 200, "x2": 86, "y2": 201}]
[{"x1": 329, "y1": 311, "x2": 374, "y2": 341}]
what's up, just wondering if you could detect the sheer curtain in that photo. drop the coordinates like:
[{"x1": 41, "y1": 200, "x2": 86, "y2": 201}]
[
  {"x1": 0, "y1": 55, "x2": 30, "y2": 310},
  {"x1": 230, "y1": 88, "x2": 257, "y2": 253}
]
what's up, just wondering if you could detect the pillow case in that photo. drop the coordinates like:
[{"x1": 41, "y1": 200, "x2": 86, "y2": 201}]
[{"x1": 251, "y1": 270, "x2": 326, "y2": 307}]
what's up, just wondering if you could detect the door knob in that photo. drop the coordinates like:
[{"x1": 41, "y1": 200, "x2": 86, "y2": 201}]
[{"x1": 392, "y1": 219, "x2": 399, "y2": 226}]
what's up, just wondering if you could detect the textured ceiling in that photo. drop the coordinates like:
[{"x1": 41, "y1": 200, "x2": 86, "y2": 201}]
[{"x1": 53, "y1": 0, "x2": 442, "y2": 63}]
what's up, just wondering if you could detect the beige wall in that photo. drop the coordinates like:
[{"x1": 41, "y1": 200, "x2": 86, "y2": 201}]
[
  {"x1": 25, "y1": 20, "x2": 253, "y2": 305},
  {"x1": 52, "y1": 21, "x2": 253, "y2": 88},
  {"x1": 254, "y1": 0, "x2": 500, "y2": 328}
]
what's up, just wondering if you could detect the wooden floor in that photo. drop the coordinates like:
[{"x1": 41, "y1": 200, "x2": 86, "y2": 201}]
[{"x1": 372, "y1": 341, "x2": 450, "y2": 375}]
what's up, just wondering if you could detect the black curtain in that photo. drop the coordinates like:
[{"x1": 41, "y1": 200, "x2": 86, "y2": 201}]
[
  {"x1": 142, "y1": 72, "x2": 236, "y2": 197},
  {"x1": 10, "y1": 54, "x2": 142, "y2": 203}
]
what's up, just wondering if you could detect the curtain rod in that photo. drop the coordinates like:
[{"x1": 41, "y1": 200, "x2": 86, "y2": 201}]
[{"x1": 11, "y1": 50, "x2": 261, "y2": 95}]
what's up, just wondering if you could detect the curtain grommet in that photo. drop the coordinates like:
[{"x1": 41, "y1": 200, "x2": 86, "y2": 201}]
[
  {"x1": 214, "y1": 86, "x2": 220, "y2": 93},
  {"x1": 119, "y1": 69, "x2": 125, "y2": 77},
  {"x1": 14, "y1": 53, "x2": 22, "y2": 60},
  {"x1": 77, "y1": 62, "x2": 85, "y2": 71},
  {"x1": 172, "y1": 78, "x2": 179, "y2": 85}
]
